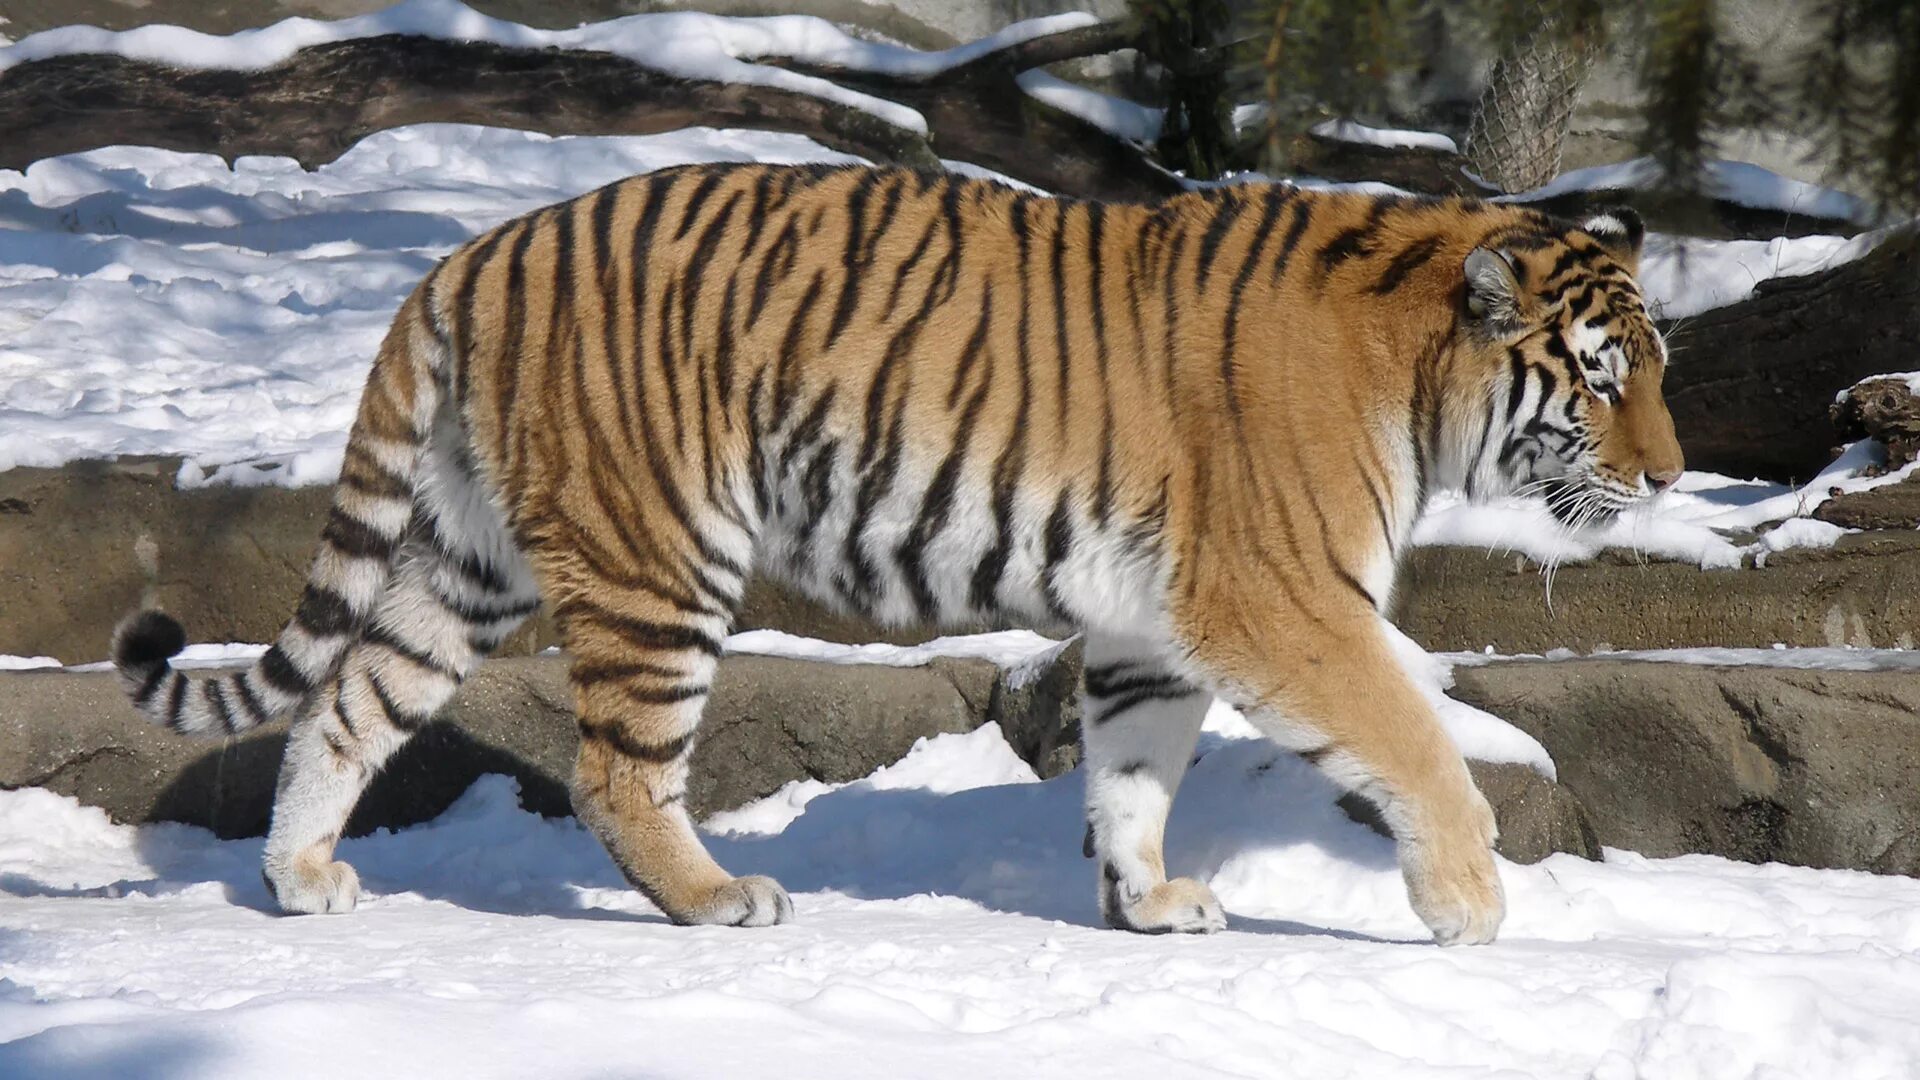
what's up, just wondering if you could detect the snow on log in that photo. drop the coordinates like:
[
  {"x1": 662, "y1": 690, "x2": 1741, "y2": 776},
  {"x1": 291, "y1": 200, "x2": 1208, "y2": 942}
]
[
  {"x1": 0, "y1": 19, "x2": 1179, "y2": 202},
  {"x1": 1661, "y1": 226, "x2": 1920, "y2": 482}
]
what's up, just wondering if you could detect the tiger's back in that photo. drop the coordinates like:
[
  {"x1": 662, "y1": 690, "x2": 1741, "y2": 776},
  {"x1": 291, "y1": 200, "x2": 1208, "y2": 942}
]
[{"x1": 113, "y1": 162, "x2": 1682, "y2": 941}]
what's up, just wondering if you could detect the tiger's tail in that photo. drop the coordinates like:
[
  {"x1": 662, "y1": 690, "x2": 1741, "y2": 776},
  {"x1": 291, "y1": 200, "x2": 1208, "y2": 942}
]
[{"x1": 111, "y1": 290, "x2": 449, "y2": 737}]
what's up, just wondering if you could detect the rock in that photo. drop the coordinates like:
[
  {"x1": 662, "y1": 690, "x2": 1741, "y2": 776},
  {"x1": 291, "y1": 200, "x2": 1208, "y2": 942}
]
[
  {"x1": 20, "y1": 457, "x2": 1920, "y2": 662},
  {"x1": 1394, "y1": 530, "x2": 1920, "y2": 652},
  {"x1": 987, "y1": 637, "x2": 1085, "y2": 779},
  {"x1": 1814, "y1": 477, "x2": 1920, "y2": 530},
  {"x1": 0, "y1": 651, "x2": 1080, "y2": 837},
  {"x1": 1448, "y1": 659, "x2": 1920, "y2": 875},
  {"x1": 1337, "y1": 761, "x2": 1601, "y2": 864},
  {"x1": 1832, "y1": 377, "x2": 1920, "y2": 472}
]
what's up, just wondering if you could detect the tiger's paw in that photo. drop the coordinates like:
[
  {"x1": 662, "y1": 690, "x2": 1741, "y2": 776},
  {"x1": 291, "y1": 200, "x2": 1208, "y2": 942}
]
[
  {"x1": 264, "y1": 856, "x2": 361, "y2": 915},
  {"x1": 678, "y1": 875, "x2": 794, "y2": 928},
  {"x1": 1401, "y1": 796, "x2": 1504, "y2": 946},
  {"x1": 1105, "y1": 876, "x2": 1227, "y2": 935}
]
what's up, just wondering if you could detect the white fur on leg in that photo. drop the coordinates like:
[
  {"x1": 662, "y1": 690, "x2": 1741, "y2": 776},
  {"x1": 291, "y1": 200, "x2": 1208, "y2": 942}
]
[{"x1": 1081, "y1": 633, "x2": 1221, "y2": 934}]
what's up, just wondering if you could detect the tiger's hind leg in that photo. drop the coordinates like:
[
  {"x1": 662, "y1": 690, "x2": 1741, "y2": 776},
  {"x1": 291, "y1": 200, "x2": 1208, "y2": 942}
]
[
  {"x1": 264, "y1": 438, "x2": 539, "y2": 914},
  {"x1": 1081, "y1": 633, "x2": 1225, "y2": 934},
  {"x1": 558, "y1": 571, "x2": 791, "y2": 927}
]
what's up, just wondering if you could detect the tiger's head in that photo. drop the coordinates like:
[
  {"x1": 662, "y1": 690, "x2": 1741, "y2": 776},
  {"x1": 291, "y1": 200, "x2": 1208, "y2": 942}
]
[{"x1": 1459, "y1": 207, "x2": 1683, "y2": 523}]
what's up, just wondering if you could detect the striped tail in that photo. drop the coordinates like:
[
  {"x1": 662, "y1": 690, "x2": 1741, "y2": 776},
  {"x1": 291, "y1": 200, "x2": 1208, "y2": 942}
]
[{"x1": 111, "y1": 290, "x2": 449, "y2": 737}]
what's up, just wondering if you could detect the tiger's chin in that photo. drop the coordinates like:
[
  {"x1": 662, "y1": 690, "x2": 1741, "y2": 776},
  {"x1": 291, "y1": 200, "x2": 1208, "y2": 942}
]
[{"x1": 1540, "y1": 480, "x2": 1641, "y2": 527}]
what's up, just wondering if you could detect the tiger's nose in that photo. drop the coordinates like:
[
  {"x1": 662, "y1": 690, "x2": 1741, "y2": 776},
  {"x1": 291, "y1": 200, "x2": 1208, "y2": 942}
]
[{"x1": 1646, "y1": 468, "x2": 1681, "y2": 493}]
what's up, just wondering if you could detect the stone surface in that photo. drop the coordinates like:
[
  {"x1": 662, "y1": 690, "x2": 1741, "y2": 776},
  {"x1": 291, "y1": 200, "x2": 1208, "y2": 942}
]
[
  {"x1": 1394, "y1": 531, "x2": 1920, "y2": 653},
  {"x1": 17, "y1": 460, "x2": 1920, "y2": 663},
  {"x1": 1815, "y1": 478, "x2": 1920, "y2": 531},
  {"x1": 1832, "y1": 376, "x2": 1920, "y2": 472},
  {"x1": 1450, "y1": 660, "x2": 1920, "y2": 875},
  {"x1": 0, "y1": 652, "x2": 1075, "y2": 837}
]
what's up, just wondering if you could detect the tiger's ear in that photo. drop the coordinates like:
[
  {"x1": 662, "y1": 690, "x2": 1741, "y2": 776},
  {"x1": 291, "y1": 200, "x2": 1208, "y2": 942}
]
[
  {"x1": 1463, "y1": 246, "x2": 1529, "y2": 337},
  {"x1": 1578, "y1": 207, "x2": 1645, "y2": 267}
]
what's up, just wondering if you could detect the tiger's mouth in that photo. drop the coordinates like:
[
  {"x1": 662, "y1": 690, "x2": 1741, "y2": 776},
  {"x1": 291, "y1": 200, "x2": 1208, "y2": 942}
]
[{"x1": 1541, "y1": 478, "x2": 1644, "y2": 526}]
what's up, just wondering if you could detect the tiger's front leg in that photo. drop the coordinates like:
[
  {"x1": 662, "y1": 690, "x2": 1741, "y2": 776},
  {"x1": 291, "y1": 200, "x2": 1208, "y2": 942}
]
[
  {"x1": 1189, "y1": 612, "x2": 1504, "y2": 945},
  {"x1": 1080, "y1": 633, "x2": 1225, "y2": 934}
]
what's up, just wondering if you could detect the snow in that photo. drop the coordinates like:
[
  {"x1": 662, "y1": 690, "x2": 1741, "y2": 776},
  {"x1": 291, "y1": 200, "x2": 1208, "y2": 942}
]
[
  {"x1": 1837, "y1": 370, "x2": 1920, "y2": 403},
  {"x1": 0, "y1": 0, "x2": 1095, "y2": 81},
  {"x1": 1309, "y1": 119, "x2": 1459, "y2": 154},
  {"x1": 6, "y1": 722, "x2": 1920, "y2": 1078},
  {"x1": 0, "y1": 0, "x2": 1102, "y2": 139},
  {"x1": 1504, "y1": 156, "x2": 1879, "y2": 226},
  {"x1": 1414, "y1": 440, "x2": 1919, "y2": 571},
  {"x1": 1636, "y1": 224, "x2": 1900, "y2": 319},
  {"x1": 1445, "y1": 645, "x2": 1920, "y2": 672},
  {"x1": 723, "y1": 628, "x2": 1071, "y2": 688},
  {"x1": 1014, "y1": 70, "x2": 1163, "y2": 143},
  {"x1": 0, "y1": 125, "x2": 864, "y2": 479}
]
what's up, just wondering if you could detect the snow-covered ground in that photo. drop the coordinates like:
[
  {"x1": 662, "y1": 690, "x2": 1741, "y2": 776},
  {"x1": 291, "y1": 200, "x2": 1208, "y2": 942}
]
[
  {"x1": 5, "y1": 710, "x2": 1919, "y2": 1079},
  {"x1": 0, "y1": 122, "x2": 1896, "y2": 568}
]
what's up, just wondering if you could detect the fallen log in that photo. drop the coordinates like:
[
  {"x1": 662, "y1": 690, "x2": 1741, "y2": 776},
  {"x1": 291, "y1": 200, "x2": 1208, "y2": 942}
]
[
  {"x1": 0, "y1": 24, "x2": 1180, "y2": 202},
  {"x1": 1660, "y1": 226, "x2": 1920, "y2": 482}
]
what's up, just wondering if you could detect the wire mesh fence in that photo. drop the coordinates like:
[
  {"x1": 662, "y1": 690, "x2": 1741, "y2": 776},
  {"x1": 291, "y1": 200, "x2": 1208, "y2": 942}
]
[{"x1": 1463, "y1": 10, "x2": 1602, "y2": 192}]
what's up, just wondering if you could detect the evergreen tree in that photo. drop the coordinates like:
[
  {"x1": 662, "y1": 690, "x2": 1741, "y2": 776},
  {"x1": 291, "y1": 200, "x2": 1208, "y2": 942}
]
[{"x1": 1224, "y1": 0, "x2": 1920, "y2": 208}]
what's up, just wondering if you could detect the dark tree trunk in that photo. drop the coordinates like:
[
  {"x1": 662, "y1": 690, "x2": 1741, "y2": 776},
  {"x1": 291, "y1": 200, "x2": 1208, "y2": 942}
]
[{"x1": 1660, "y1": 227, "x2": 1920, "y2": 483}]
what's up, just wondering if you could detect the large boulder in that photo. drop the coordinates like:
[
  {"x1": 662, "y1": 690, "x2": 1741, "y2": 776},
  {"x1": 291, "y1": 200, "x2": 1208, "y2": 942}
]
[
  {"x1": 1449, "y1": 659, "x2": 1920, "y2": 874},
  {"x1": 14, "y1": 459, "x2": 1920, "y2": 661},
  {"x1": 0, "y1": 652, "x2": 1073, "y2": 837}
]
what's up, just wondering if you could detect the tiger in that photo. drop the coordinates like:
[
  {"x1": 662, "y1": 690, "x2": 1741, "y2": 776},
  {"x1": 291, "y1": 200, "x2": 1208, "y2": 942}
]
[{"x1": 111, "y1": 162, "x2": 1682, "y2": 945}]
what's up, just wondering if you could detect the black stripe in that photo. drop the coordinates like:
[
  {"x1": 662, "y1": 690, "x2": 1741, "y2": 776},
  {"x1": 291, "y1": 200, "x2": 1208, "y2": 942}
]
[
  {"x1": 714, "y1": 276, "x2": 741, "y2": 419},
  {"x1": 673, "y1": 171, "x2": 724, "y2": 242},
  {"x1": 1371, "y1": 234, "x2": 1445, "y2": 294},
  {"x1": 882, "y1": 215, "x2": 941, "y2": 321},
  {"x1": 338, "y1": 445, "x2": 411, "y2": 501},
  {"x1": 1086, "y1": 666, "x2": 1187, "y2": 700},
  {"x1": 1194, "y1": 191, "x2": 1247, "y2": 289},
  {"x1": 493, "y1": 220, "x2": 539, "y2": 471},
  {"x1": 613, "y1": 682, "x2": 712, "y2": 706},
  {"x1": 1270, "y1": 198, "x2": 1314, "y2": 283},
  {"x1": 363, "y1": 622, "x2": 459, "y2": 680},
  {"x1": 233, "y1": 673, "x2": 269, "y2": 725},
  {"x1": 320, "y1": 507, "x2": 400, "y2": 562},
  {"x1": 368, "y1": 672, "x2": 432, "y2": 731},
  {"x1": 332, "y1": 696, "x2": 361, "y2": 743},
  {"x1": 205, "y1": 679, "x2": 236, "y2": 735},
  {"x1": 572, "y1": 658, "x2": 696, "y2": 684},
  {"x1": 681, "y1": 189, "x2": 743, "y2": 360},
  {"x1": 738, "y1": 168, "x2": 777, "y2": 258},
  {"x1": 258, "y1": 644, "x2": 312, "y2": 696},
  {"x1": 898, "y1": 374, "x2": 991, "y2": 621},
  {"x1": 771, "y1": 271, "x2": 826, "y2": 432},
  {"x1": 749, "y1": 218, "x2": 800, "y2": 326},
  {"x1": 164, "y1": 673, "x2": 188, "y2": 731},
  {"x1": 1221, "y1": 187, "x2": 1290, "y2": 416},
  {"x1": 946, "y1": 280, "x2": 993, "y2": 408},
  {"x1": 1092, "y1": 685, "x2": 1197, "y2": 727},
  {"x1": 1050, "y1": 205, "x2": 1072, "y2": 433},
  {"x1": 823, "y1": 171, "x2": 878, "y2": 349},
  {"x1": 577, "y1": 721, "x2": 691, "y2": 764},
  {"x1": 1041, "y1": 488, "x2": 1075, "y2": 622},
  {"x1": 778, "y1": 384, "x2": 839, "y2": 483},
  {"x1": 133, "y1": 664, "x2": 170, "y2": 708},
  {"x1": 294, "y1": 586, "x2": 357, "y2": 638},
  {"x1": 560, "y1": 600, "x2": 724, "y2": 657}
]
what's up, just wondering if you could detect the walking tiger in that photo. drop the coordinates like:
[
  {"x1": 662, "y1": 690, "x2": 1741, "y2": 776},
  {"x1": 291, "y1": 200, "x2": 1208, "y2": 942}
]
[{"x1": 113, "y1": 164, "x2": 1681, "y2": 944}]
